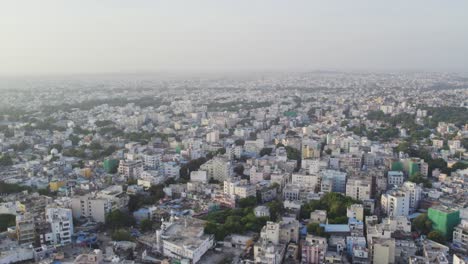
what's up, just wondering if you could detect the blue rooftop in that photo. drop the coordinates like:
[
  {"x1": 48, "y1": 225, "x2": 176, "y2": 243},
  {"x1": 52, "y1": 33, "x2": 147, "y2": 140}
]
[{"x1": 320, "y1": 224, "x2": 350, "y2": 233}]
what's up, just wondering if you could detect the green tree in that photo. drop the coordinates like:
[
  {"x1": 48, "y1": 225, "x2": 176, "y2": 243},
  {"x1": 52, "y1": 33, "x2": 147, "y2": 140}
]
[
  {"x1": 285, "y1": 146, "x2": 301, "y2": 160},
  {"x1": 0, "y1": 154, "x2": 13, "y2": 166},
  {"x1": 259, "y1": 148, "x2": 273, "y2": 157},
  {"x1": 238, "y1": 196, "x2": 257, "y2": 208},
  {"x1": 451, "y1": 162, "x2": 468, "y2": 172},
  {"x1": 233, "y1": 165, "x2": 244, "y2": 176},
  {"x1": 112, "y1": 229, "x2": 134, "y2": 241},
  {"x1": 428, "y1": 230, "x2": 445, "y2": 244},
  {"x1": 267, "y1": 200, "x2": 284, "y2": 222},
  {"x1": 408, "y1": 173, "x2": 432, "y2": 188},
  {"x1": 307, "y1": 222, "x2": 327, "y2": 237},
  {"x1": 140, "y1": 219, "x2": 153, "y2": 232},
  {"x1": 0, "y1": 214, "x2": 16, "y2": 231},
  {"x1": 412, "y1": 213, "x2": 432, "y2": 235},
  {"x1": 106, "y1": 210, "x2": 136, "y2": 230},
  {"x1": 234, "y1": 139, "x2": 245, "y2": 146}
]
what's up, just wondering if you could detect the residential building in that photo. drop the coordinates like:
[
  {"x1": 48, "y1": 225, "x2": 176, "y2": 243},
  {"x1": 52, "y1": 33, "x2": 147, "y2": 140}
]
[
  {"x1": 381, "y1": 190, "x2": 410, "y2": 217},
  {"x1": 155, "y1": 216, "x2": 214, "y2": 264},
  {"x1": 16, "y1": 213, "x2": 35, "y2": 245},
  {"x1": 346, "y1": 177, "x2": 372, "y2": 201},
  {"x1": 428, "y1": 206, "x2": 461, "y2": 239},
  {"x1": 301, "y1": 235, "x2": 327, "y2": 264},
  {"x1": 320, "y1": 170, "x2": 347, "y2": 193},
  {"x1": 43, "y1": 207, "x2": 73, "y2": 246}
]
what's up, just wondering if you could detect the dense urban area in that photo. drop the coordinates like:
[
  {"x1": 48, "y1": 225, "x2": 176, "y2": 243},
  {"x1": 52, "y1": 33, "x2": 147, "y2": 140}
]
[{"x1": 0, "y1": 71, "x2": 468, "y2": 264}]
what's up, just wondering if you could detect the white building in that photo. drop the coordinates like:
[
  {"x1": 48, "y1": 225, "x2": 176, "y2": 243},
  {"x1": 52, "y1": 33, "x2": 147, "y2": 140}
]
[
  {"x1": 200, "y1": 156, "x2": 232, "y2": 181},
  {"x1": 401, "y1": 181, "x2": 422, "y2": 212},
  {"x1": 224, "y1": 178, "x2": 256, "y2": 199},
  {"x1": 254, "y1": 206, "x2": 271, "y2": 218},
  {"x1": 118, "y1": 160, "x2": 143, "y2": 179},
  {"x1": 381, "y1": 190, "x2": 410, "y2": 217},
  {"x1": 71, "y1": 186, "x2": 128, "y2": 223},
  {"x1": 206, "y1": 130, "x2": 220, "y2": 143},
  {"x1": 291, "y1": 173, "x2": 319, "y2": 192},
  {"x1": 388, "y1": 171, "x2": 405, "y2": 187},
  {"x1": 453, "y1": 220, "x2": 468, "y2": 252},
  {"x1": 320, "y1": 170, "x2": 347, "y2": 193},
  {"x1": 138, "y1": 170, "x2": 164, "y2": 188},
  {"x1": 190, "y1": 171, "x2": 208, "y2": 183},
  {"x1": 155, "y1": 217, "x2": 214, "y2": 264},
  {"x1": 44, "y1": 207, "x2": 73, "y2": 246},
  {"x1": 161, "y1": 162, "x2": 180, "y2": 179},
  {"x1": 143, "y1": 154, "x2": 161, "y2": 170},
  {"x1": 346, "y1": 178, "x2": 372, "y2": 201}
]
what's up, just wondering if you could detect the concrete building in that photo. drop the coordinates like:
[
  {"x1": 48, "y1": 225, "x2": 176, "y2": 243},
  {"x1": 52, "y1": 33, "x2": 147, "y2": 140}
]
[
  {"x1": 372, "y1": 238, "x2": 395, "y2": 264},
  {"x1": 200, "y1": 156, "x2": 232, "y2": 182},
  {"x1": 346, "y1": 177, "x2": 372, "y2": 201},
  {"x1": 301, "y1": 235, "x2": 327, "y2": 264},
  {"x1": 310, "y1": 210, "x2": 327, "y2": 224},
  {"x1": 16, "y1": 213, "x2": 35, "y2": 245},
  {"x1": 347, "y1": 204, "x2": 364, "y2": 221},
  {"x1": 118, "y1": 160, "x2": 143, "y2": 179},
  {"x1": 224, "y1": 178, "x2": 256, "y2": 199},
  {"x1": 381, "y1": 190, "x2": 410, "y2": 217},
  {"x1": 155, "y1": 216, "x2": 214, "y2": 264},
  {"x1": 142, "y1": 154, "x2": 161, "y2": 170},
  {"x1": 44, "y1": 207, "x2": 73, "y2": 246},
  {"x1": 401, "y1": 181, "x2": 422, "y2": 212},
  {"x1": 283, "y1": 184, "x2": 300, "y2": 201},
  {"x1": 428, "y1": 206, "x2": 461, "y2": 239},
  {"x1": 453, "y1": 220, "x2": 468, "y2": 252},
  {"x1": 387, "y1": 171, "x2": 404, "y2": 187},
  {"x1": 254, "y1": 206, "x2": 271, "y2": 218},
  {"x1": 291, "y1": 173, "x2": 319, "y2": 192},
  {"x1": 190, "y1": 170, "x2": 208, "y2": 183},
  {"x1": 320, "y1": 170, "x2": 347, "y2": 193},
  {"x1": 71, "y1": 195, "x2": 111, "y2": 223},
  {"x1": 206, "y1": 130, "x2": 220, "y2": 143}
]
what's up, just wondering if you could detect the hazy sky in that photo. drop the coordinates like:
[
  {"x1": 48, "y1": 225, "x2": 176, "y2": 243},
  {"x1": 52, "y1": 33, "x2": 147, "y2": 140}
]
[{"x1": 1, "y1": 0, "x2": 468, "y2": 76}]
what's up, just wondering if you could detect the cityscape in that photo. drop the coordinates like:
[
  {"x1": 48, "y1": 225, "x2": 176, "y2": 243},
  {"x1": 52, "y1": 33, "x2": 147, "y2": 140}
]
[{"x1": 1, "y1": 1, "x2": 468, "y2": 264}]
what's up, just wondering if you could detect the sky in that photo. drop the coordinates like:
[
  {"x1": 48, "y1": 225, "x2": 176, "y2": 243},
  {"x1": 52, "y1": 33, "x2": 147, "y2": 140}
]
[{"x1": 1, "y1": 0, "x2": 468, "y2": 76}]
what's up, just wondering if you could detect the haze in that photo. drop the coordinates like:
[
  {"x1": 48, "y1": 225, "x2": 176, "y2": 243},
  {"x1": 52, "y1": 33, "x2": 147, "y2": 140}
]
[{"x1": 1, "y1": 0, "x2": 468, "y2": 76}]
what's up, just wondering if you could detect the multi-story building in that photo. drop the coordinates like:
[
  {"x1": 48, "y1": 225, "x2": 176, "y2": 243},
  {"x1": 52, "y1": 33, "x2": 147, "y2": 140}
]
[
  {"x1": 387, "y1": 171, "x2": 405, "y2": 187},
  {"x1": 320, "y1": 170, "x2": 347, "y2": 193},
  {"x1": 142, "y1": 154, "x2": 161, "y2": 170},
  {"x1": 254, "y1": 219, "x2": 300, "y2": 264},
  {"x1": 302, "y1": 139, "x2": 321, "y2": 159},
  {"x1": 200, "y1": 156, "x2": 232, "y2": 182},
  {"x1": 381, "y1": 190, "x2": 410, "y2": 217},
  {"x1": 43, "y1": 207, "x2": 73, "y2": 246},
  {"x1": 301, "y1": 235, "x2": 327, "y2": 264},
  {"x1": 346, "y1": 177, "x2": 372, "y2": 201},
  {"x1": 401, "y1": 181, "x2": 422, "y2": 212},
  {"x1": 161, "y1": 161, "x2": 180, "y2": 179},
  {"x1": 428, "y1": 206, "x2": 461, "y2": 239},
  {"x1": 71, "y1": 195, "x2": 111, "y2": 223},
  {"x1": 16, "y1": 213, "x2": 35, "y2": 245},
  {"x1": 283, "y1": 184, "x2": 300, "y2": 201},
  {"x1": 291, "y1": 173, "x2": 319, "y2": 192},
  {"x1": 71, "y1": 186, "x2": 128, "y2": 223},
  {"x1": 347, "y1": 204, "x2": 364, "y2": 221},
  {"x1": 118, "y1": 160, "x2": 143, "y2": 179},
  {"x1": 224, "y1": 178, "x2": 256, "y2": 199},
  {"x1": 206, "y1": 130, "x2": 220, "y2": 143},
  {"x1": 371, "y1": 237, "x2": 395, "y2": 264},
  {"x1": 403, "y1": 158, "x2": 429, "y2": 177},
  {"x1": 453, "y1": 220, "x2": 468, "y2": 251},
  {"x1": 155, "y1": 216, "x2": 214, "y2": 264},
  {"x1": 190, "y1": 171, "x2": 208, "y2": 183}
]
